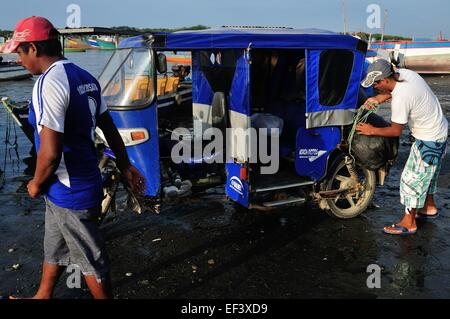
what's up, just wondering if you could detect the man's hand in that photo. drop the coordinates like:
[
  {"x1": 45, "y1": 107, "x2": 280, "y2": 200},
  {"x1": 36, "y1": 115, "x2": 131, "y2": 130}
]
[
  {"x1": 27, "y1": 179, "x2": 41, "y2": 198},
  {"x1": 356, "y1": 123, "x2": 375, "y2": 136},
  {"x1": 362, "y1": 97, "x2": 379, "y2": 109},
  {"x1": 122, "y1": 165, "x2": 146, "y2": 196}
]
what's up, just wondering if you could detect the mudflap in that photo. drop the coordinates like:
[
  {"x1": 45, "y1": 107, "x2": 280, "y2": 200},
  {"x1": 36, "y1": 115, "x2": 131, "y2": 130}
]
[
  {"x1": 225, "y1": 162, "x2": 249, "y2": 208},
  {"x1": 296, "y1": 127, "x2": 341, "y2": 181}
]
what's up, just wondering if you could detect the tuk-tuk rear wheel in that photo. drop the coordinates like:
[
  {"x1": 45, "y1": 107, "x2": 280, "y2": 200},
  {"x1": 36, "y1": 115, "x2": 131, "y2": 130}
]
[{"x1": 324, "y1": 159, "x2": 376, "y2": 219}]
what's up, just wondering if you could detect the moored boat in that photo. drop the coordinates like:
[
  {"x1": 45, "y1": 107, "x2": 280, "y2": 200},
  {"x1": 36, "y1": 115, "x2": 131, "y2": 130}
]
[
  {"x1": 64, "y1": 36, "x2": 89, "y2": 52},
  {"x1": 87, "y1": 36, "x2": 116, "y2": 50},
  {"x1": 64, "y1": 47, "x2": 87, "y2": 53},
  {"x1": 96, "y1": 38, "x2": 116, "y2": 50},
  {"x1": 0, "y1": 62, "x2": 32, "y2": 81},
  {"x1": 86, "y1": 37, "x2": 100, "y2": 49},
  {"x1": 368, "y1": 39, "x2": 450, "y2": 74}
]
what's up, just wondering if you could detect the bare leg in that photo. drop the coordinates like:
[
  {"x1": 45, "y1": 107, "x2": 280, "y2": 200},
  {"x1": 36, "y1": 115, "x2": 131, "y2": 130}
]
[
  {"x1": 419, "y1": 194, "x2": 438, "y2": 215},
  {"x1": 84, "y1": 273, "x2": 113, "y2": 299},
  {"x1": 395, "y1": 209, "x2": 417, "y2": 230},
  {"x1": 12, "y1": 262, "x2": 64, "y2": 299}
]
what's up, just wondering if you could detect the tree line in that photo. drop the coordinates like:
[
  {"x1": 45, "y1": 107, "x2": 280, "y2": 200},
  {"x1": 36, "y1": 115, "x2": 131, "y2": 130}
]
[
  {"x1": 111, "y1": 25, "x2": 209, "y2": 33},
  {"x1": 352, "y1": 32, "x2": 412, "y2": 41}
]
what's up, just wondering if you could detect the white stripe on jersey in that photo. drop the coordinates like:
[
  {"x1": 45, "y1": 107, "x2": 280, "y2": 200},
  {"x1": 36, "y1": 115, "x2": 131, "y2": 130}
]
[{"x1": 32, "y1": 60, "x2": 72, "y2": 188}]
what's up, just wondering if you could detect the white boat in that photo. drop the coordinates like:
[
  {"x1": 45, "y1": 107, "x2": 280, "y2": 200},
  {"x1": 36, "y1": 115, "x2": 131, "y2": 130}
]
[
  {"x1": 368, "y1": 40, "x2": 450, "y2": 74},
  {"x1": 0, "y1": 62, "x2": 32, "y2": 81}
]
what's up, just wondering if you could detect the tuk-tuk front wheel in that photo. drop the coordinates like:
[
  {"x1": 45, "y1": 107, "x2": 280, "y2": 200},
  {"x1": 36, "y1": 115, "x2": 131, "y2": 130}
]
[{"x1": 322, "y1": 159, "x2": 376, "y2": 219}]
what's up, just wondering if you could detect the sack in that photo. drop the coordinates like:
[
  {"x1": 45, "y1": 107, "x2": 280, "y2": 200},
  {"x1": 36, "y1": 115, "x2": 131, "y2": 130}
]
[
  {"x1": 351, "y1": 113, "x2": 399, "y2": 170},
  {"x1": 415, "y1": 139, "x2": 447, "y2": 166}
]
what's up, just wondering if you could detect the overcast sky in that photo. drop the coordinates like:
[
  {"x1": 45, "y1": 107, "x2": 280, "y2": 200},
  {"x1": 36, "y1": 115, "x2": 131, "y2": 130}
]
[{"x1": 1, "y1": 0, "x2": 449, "y2": 39}]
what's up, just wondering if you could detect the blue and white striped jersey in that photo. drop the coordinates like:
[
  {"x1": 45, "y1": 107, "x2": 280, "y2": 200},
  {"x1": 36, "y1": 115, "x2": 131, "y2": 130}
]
[{"x1": 29, "y1": 60, "x2": 108, "y2": 210}]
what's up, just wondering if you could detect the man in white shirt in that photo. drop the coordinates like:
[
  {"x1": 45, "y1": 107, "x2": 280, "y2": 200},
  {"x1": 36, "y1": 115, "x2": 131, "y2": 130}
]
[{"x1": 358, "y1": 59, "x2": 448, "y2": 235}]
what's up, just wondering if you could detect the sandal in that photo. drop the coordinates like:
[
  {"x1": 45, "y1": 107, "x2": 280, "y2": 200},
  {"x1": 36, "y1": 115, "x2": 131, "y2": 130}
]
[
  {"x1": 415, "y1": 211, "x2": 439, "y2": 220},
  {"x1": 383, "y1": 224, "x2": 417, "y2": 236}
]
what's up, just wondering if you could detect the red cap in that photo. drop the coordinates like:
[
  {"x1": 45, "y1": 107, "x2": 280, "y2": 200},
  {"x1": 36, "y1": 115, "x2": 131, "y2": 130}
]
[{"x1": 4, "y1": 16, "x2": 57, "y2": 53}]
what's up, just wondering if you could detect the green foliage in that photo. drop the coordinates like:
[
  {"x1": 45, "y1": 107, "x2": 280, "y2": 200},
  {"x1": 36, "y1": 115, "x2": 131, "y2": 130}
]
[
  {"x1": 0, "y1": 30, "x2": 13, "y2": 38},
  {"x1": 370, "y1": 33, "x2": 412, "y2": 41},
  {"x1": 354, "y1": 32, "x2": 411, "y2": 41}
]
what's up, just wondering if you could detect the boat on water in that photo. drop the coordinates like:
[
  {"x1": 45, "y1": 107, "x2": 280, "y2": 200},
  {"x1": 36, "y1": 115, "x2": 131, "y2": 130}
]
[
  {"x1": 97, "y1": 37, "x2": 116, "y2": 50},
  {"x1": 87, "y1": 35, "x2": 116, "y2": 50},
  {"x1": 64, "y1": 47, "x2": 87, "y2": 53},
  {"x1": 86, "y1": 37, "x2": 100, "y2": 49},
  {"x1": 368, "y1": 39, "x2": 450, "y2": 74},
  {"x1": 0, "y1": 61, "x2": 32, "y2": 81},
  {"x1": 64, "y1": 37, "x2": 89, "y2": 53}
]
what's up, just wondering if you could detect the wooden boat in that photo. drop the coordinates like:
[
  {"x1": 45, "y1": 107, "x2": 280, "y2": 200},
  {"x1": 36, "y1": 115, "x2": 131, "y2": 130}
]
[
  {"x1": 64, "y1": 47, "x2": 87, "y2": 53},
  {"x1": 64, "y1": 37, "x2": 89, "y2": 52},
  {"x1": 1, "y1": 98, "x2": 34, "y2": 142},
  {"x1": 369, "y1": 39, "x2": 450, "y2": 74},
  {"x1": 87, "y1": 36, "x2": 116, "y2": 50},
  {"x1": 0, "y1": 63, "x2": 32, "y2": 81}
]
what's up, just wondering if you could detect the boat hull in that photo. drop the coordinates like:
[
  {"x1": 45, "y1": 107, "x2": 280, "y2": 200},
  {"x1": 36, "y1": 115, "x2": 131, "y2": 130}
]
[
  {"x1": 369, "y1": 41, "x2": 450, "y2": 74},
  {"x1": 64, "y1": 47, "x2": 87, "y2": 53},
  {"x1": 96, "y1": 39, "x2": 116, "y2": 50},
  {"x1": 0, "y1": 64, "x2": 32, "y2": 81},
  {"x1": 403, "y1": 52, "x2": 450, "y2": 74}
]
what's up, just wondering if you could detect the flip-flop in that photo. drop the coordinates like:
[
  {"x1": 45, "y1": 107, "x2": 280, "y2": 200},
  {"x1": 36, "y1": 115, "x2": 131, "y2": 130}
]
[
  {"x1": 415, "y1": 211, "x2": 439, "y2": 220},
  {"x1": 383, "y1": 224, "x2": 417, "y2": 236}
]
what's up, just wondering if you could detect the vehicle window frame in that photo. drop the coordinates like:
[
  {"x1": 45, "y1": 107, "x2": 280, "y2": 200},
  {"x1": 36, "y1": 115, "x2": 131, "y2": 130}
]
[
  {"x1": 100, "y1": 48, "x2": 156, "y2": 111},
  {"x1": 317, "y1": 49, "x2": 355, "y2": 107}
]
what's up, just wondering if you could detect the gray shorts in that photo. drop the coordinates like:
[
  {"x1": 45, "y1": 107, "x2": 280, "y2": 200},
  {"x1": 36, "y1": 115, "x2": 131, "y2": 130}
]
[{"x1": 44, "y1": 198, "x2": 110, "y2": 282}]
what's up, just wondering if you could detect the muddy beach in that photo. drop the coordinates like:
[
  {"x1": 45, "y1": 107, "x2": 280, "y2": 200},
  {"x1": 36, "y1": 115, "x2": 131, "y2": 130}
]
[{"x1": 1, "y1": 53, "x2": 450, "y2": 298}]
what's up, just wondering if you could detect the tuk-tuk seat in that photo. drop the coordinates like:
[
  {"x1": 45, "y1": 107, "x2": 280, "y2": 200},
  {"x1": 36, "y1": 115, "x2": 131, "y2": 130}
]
[
  {"x1": 157, "y1": 76, "x2": 168, "y2": 96},
  {"x1": 164, "y1": 77, "x2": 180, "y2": 94},
  {"x1": 160, "y1": 92, "x2": 227, "y2": 165}
]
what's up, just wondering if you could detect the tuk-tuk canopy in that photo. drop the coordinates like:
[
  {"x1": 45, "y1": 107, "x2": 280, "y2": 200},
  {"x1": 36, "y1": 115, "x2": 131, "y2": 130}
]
[{"x1": 118, "y1": 27, "x2": 367, "y2": 52}]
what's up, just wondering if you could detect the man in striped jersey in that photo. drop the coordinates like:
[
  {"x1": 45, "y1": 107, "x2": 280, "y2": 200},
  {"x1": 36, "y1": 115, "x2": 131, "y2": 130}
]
[{"x1": 5, "y1": 16, "x2": 146, "y2": 299}]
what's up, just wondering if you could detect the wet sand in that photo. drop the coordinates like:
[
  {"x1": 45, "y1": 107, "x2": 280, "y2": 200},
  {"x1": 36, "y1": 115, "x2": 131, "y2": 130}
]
[{"x1": 1, "y1": 76, "x2": 450, "y2": 299}]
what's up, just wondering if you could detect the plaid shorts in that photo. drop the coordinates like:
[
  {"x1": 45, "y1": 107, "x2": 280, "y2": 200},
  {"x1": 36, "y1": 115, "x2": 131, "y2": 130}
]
[{"x1": 400, "y1": 136, "x2": 447, "y2": 209}]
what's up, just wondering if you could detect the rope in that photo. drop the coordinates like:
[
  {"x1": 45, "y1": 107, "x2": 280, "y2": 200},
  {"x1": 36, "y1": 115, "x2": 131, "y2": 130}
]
[
  {"x1": 1, "y1": 99, "x2": 22, "y2": 190},
  {"x1": 347, "y1": 102, "x2": 379, "y2": 161}
]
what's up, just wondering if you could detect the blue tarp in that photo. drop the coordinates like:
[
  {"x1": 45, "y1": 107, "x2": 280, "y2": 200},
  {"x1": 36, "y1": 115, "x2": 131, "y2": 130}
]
[
  {"x1": 163, "y1": 28, "x2": 365, "y2": 51},
  {"x1": 119, "y1": 28, "x2": 367, "y2": 52}
]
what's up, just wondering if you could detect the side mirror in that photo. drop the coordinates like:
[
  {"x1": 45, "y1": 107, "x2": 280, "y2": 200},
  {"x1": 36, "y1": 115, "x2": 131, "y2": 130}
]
[{"x1": 156, "y1": 53, "x2": 167, "y2": 74}]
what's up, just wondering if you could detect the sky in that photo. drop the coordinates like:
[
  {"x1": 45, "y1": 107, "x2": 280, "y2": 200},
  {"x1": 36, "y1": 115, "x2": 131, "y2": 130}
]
[{"x1": 1, "y1": 0, "x2": 449, "y2": 39}]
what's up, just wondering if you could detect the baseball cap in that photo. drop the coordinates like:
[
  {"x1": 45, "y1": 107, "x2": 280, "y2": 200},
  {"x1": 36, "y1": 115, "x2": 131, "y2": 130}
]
[
  {"x1": 3, "y1": 16, "x2": 58, "y2": 54},
  {"x1": 361, "y1": 59, "x2": 394, "y2": 88}
]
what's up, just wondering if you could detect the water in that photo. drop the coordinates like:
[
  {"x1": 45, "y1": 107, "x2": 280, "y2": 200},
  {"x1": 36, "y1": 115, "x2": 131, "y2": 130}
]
[
  {"x1": 0, "y1": 50, "x2": 112, "y2": 100},
  {"x1": 0, "y1": 50, "x2": 113, "y2": 193}
]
